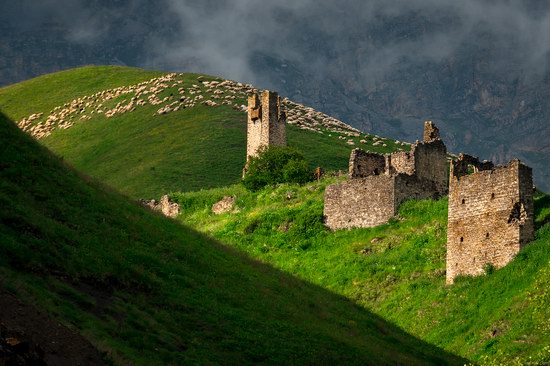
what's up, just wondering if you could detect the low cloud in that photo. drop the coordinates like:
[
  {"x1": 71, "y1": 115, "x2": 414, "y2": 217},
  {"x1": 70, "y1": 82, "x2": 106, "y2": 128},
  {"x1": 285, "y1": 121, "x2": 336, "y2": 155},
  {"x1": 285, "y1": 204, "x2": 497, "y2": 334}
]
[
  {"x1": 3, "y1": 0, "x2": 550, "y2": 87},
  {"x1": 150, "y1": 0, "x2": 550, "y2": 87}
]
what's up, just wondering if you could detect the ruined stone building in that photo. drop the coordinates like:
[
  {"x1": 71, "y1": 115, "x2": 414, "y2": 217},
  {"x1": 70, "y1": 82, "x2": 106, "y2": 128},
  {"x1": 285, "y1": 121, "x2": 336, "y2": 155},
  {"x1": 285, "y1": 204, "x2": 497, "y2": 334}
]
[
  {"x1": 446, "y1": 156, "x2": 534, "y2": 284},
  {"x1": 246, "y1": 90, "x2": 286, "y2": 161},
  {"x1": 324, "y1": 121, "x2": 449, "y2": 230}
]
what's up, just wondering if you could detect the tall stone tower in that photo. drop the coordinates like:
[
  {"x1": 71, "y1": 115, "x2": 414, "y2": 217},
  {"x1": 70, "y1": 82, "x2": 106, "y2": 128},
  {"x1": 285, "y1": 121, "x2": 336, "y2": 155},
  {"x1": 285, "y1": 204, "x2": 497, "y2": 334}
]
[
  {"x1": 246, "y1": 90, "x2": 287, "y2": 161},
  {"x1": 446, "y1": 158, "x2": 534, "y2": 284}
]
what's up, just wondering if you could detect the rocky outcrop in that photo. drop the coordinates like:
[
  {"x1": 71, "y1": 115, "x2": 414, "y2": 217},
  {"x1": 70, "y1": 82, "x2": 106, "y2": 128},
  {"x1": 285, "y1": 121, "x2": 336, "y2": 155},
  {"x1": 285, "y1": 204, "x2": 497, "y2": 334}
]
[{"x1": 212, "y1": 196, "x2": 236, "y2": 215}]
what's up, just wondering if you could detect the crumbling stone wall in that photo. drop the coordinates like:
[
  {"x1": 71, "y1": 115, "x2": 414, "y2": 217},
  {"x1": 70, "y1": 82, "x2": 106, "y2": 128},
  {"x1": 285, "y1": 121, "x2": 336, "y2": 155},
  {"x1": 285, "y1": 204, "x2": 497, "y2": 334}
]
[
  {"x1": 324, "y1": 174, "x2": 441, "y2": 230},
  {"x1": 423, "y1": 120, "x2": 440, "y2": 142},
  {"x1": 247, "y1": 93, "x2": 263, "y2": 160},
  {"x1": 446, "y1": 159, "x2": 534, "y2": 284},
  {"x1": 387, "y1": 121, "x2": 448, "y2": 195},
  {"x1": 349, "y1": 149, "x2": 386, "y2": 178},
  {"x1": 394, "y1": 174, "x2": 440, "y2": 205},
  {"x1": 246, "y1": 90, "x2": 286, "y2": 160},
  {"x1": 388, "y1": 151, "x2": 415, "y2": 175},
  {"x1": 324, "y1": 121, "x2": 449, "y2": 230},
  {"x1": 324, "y1": 175, "x2": 395, "y2": 229},
  {"x1": 409, "y1": 140, "x2": 449, "y2": 195},
  {"x1": 212, "y1": 196, "x2": 236, "y2": 215}
]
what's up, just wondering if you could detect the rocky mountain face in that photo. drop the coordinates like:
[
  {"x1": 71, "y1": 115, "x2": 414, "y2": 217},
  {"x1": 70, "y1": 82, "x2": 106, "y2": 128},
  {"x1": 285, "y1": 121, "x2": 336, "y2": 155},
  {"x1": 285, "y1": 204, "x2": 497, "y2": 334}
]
[{"x1": 1, "y1": 1, "x2": 549, "y2": 190}]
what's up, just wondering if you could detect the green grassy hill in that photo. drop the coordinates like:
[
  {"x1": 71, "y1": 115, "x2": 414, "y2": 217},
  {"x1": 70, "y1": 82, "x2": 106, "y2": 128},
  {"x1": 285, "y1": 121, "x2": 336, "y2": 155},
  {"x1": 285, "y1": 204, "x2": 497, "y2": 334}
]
[
  {"x1": 0, "y1": 112, "x2": 465, "y2": 364},
  {"x1": 2, "y1": 65, "x2": 547, "y2": 364},
  {"x1": 173, "y1": 181, "x2": 550, "y2": 365},
  {"x1": 0, "y1": 66, "x2": 405, "y2": 199}
]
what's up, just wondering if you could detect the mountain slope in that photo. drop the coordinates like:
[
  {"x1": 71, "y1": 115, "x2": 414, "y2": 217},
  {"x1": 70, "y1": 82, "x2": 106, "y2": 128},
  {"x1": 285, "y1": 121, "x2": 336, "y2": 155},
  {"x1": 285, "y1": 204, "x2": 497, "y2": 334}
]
[
  {"x1": 174, "y1": 181, "x2": 550, "y2": 364},
  {"x1": 0, "y1": 112, "x2": 465, "y2": 364},
  {"x1": 1, "y1": 1, "x2": 549, "y2": 191},
  {"x1": 0, "y1": 66, "x2": 406, "y2": 198}
]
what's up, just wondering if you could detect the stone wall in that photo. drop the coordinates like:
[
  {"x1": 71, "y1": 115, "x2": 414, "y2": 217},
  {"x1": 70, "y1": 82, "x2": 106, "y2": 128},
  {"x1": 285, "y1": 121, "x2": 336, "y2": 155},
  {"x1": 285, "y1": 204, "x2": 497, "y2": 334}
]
[
  {"x1": 246, "y1": 90, "x2": 286, "y2": 160},
  {"x1": 388, "y1": 151, "x2": 415, "y2": 175},
  {"x1": 348, "y1": 149, "x2": 386, "y2": 178},
  {"x1": 324, "y1": 174, "x2": 437, "y2": 230},
  {"x1": 264, "y1": 90, "x2": 287, "y2": 147},
  {"x1": 246, "y1": 93, "x2": 263, "y2": 159},
  {"x1": 446, "y1": 159, "x2": 534, "y2": 284},
  {"x1": 324, "y1": 175, "x2": 396, "y2": 229},
  {"x1": 324, "y1": 173, "x2": 442, "y2": 230},
  {"x1": 423, "y1": 120, "x2": 440, "y2": 142},
  {"x1": 324, "y1": 120, "x2": 449, "y2": 230},
  {"x1": 394, "y1": 175, "x2": 440, "y2": 206},
  {"x1": 410, "y1": 140, "x2": 449, "y2": 195}
]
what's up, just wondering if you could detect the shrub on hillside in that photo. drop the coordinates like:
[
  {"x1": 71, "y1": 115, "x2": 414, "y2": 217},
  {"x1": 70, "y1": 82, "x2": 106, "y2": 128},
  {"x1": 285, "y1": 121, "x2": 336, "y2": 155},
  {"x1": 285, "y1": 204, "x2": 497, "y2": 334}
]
[{"x1": 243, "y1": 147, "x2": 312, "y2": 191}]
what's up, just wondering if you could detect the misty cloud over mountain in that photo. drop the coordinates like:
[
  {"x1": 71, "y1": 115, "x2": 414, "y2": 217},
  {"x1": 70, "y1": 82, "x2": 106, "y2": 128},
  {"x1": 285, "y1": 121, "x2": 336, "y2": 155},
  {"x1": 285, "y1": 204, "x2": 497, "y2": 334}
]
[
  {"x1": 2, "y1": 0, "x2": 550, "y2": 189},
  {"x1": 4, "y1": 1, "x2": 550, "y2": 83}
]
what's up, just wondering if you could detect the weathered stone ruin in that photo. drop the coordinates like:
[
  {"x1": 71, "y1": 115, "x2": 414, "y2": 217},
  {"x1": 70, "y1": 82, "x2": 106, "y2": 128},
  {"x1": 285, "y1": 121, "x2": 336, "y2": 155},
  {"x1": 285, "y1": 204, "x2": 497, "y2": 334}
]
[
  {"x1": 446, "y1": 156, "x2": 534, "y2": 284},
  {"x1": 212, "y1": 196, "x2": 236, "y2": 215},
  {"x1": 246, "y1": 90, "x2": 287, "y2": 161},
  {"x1": 140, "y1": 195, "x2": 180, "y2": 218},
  {"x1": 324, "y1": 121, "x2": 448, "y2": 230}
]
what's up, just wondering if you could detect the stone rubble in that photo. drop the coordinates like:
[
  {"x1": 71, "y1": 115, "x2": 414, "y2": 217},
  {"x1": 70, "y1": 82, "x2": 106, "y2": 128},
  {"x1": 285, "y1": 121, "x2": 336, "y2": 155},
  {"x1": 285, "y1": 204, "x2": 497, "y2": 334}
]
[
  {"x1": 140, "y1": 195, "x2": 180, "y2": 218},
  {"x1": 211, "y1": 196, "x2": 236, "y2": 215}
]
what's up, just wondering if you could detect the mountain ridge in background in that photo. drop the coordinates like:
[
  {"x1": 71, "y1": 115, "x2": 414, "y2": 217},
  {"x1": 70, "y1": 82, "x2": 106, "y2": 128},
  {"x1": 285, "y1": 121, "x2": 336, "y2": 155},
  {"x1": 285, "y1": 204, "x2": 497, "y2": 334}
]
[{"x1": 1, "y1": 1, "x2": 550, "y2": 190}]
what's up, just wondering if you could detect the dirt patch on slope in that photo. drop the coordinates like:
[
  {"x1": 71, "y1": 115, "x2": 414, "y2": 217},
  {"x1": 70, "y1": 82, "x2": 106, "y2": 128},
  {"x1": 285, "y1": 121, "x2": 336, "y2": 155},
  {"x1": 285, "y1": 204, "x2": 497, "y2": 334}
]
[{"x1": 0, "y1": 290, "x2": 106, "y2": 365}]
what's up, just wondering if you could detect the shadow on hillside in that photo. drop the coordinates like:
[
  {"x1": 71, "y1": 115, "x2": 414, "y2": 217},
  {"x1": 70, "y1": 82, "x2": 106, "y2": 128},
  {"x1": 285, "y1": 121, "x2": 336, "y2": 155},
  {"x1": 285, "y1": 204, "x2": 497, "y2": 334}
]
[
  {"x1": 177, "y1": 225, "x2": 468, "y2": 365},
  {"x1": 0, "y1": 110, "x2": 467, "y2": 365}
]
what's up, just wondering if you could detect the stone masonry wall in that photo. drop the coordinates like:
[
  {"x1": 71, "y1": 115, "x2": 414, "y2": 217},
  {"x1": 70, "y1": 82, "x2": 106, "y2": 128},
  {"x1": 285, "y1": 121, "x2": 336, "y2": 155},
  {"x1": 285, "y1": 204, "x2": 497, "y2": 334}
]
[
  {"x1": 324, "y1": 120, "x2": 450, "y2": 231},
  {"x1": 388, "y1": 151, "x2": 415, "y2": 175},
  {"x1": 246, "y1": 90, "x2": 286, "y2": 160},
  {"x1": 324, "y1": 173, "x2": 441, "y2": 230},
  {"x1": 246, "y1": 93, "x2": 262, "y2": 159},
  {"x1": 349, "y1": 148, "x2": 386, "y2": 178},
  {"x1": 411, "y1": 140, "x2": 449, "y2": 195},
  {"x1": 446, "y1": 159, "x2": 534, "y2": 284},
  {"x1": 423, "y1": 120, "x2": 440, "y2": 142},
  {"x1": 263, "y1": 90, "x2": 286, "y2": 147},
  {"x1": 324, "y1": 175, "x2": 395, "y2": 230},
  {"x1": 394, "y1": 174, "x2": 440, "y2": 207}
]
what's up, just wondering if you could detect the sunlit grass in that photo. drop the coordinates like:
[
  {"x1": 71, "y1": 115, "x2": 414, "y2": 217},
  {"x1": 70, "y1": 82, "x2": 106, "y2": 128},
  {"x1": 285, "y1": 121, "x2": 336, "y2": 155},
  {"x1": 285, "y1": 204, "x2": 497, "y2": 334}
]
[{"x1": 175, "y1": 179, "x2": 550, "y2": 364}]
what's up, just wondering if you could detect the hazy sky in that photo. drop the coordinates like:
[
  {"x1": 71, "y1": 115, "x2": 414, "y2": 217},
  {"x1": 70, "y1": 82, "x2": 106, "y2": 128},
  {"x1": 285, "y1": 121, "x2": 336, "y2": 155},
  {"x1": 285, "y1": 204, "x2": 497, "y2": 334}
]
[
  {"x1": 3, "y1": 0, "x2": 550, "y2": 188},
  {"x1": 3, "y1": 0, "x2": 550, "y2": 86}
]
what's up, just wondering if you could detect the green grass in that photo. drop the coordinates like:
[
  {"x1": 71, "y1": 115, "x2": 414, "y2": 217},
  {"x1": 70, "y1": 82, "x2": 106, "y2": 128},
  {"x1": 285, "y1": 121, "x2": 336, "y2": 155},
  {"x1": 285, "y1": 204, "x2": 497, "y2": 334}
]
[
  {"x1": 0, "y1": 66, "x2": 164, "y2": 121},
  {"x1": 174, "y1": 180, "x2": 550, "y2": 365},
  {"x1": 4, "y1": 65, "x2": 545, "y2": 364},
  {"x1": 0, "y1": 112, "x2": 466, "y2": 364},
  {"x1": 0, "y1": 66, "x2": 404, "y2": 198}
]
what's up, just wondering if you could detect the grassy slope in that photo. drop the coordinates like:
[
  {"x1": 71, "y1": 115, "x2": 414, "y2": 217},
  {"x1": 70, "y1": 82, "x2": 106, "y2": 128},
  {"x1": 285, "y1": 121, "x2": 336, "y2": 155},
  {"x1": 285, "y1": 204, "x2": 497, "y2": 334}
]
[
  {"x1": 0, "y1": 66, "x2": 401, "y2": 198},
  {"x1": 0, "y1": 66, "x2": 164, "y2": 121},
  {"x1": 0, "y1": 113, "x2": 466, "y2": 364},
  {"x1": 3, "y1": 65, "x2": 546, "y2": 363},
  {"x1": 174, "y1": 181, "x2": 550, "y2": 364}
]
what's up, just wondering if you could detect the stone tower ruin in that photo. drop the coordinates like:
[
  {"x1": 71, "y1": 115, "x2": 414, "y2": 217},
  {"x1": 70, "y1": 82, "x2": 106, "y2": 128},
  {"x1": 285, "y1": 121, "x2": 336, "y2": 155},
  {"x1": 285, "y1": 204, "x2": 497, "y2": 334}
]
[
  {"x1": 324, "y1": 121, "x2": 449, "y2": 230},
  {"x1": 246, "y1": 90, "x2": 287, "y2": 160},
  {"x1": 446, "y1": 156, "x2": 534, "y2": 284}
]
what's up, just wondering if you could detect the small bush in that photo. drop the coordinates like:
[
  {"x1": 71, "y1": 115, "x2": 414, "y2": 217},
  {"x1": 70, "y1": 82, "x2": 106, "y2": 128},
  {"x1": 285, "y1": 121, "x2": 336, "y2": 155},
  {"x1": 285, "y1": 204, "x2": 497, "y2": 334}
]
[
  {"x1": 243, "y1": 147, "x2": 312, "y2": 191},
  {"x1": 289, "y1": 205, "x2": 325, "y2": 238}
]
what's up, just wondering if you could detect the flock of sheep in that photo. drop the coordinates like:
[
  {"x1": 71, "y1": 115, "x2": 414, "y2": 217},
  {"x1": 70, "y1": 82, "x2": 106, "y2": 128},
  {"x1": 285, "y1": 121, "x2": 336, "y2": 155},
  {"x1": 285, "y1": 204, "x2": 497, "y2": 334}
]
[{"x1": 16, "y1": 73, "x2": 368, "y2": 141}]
